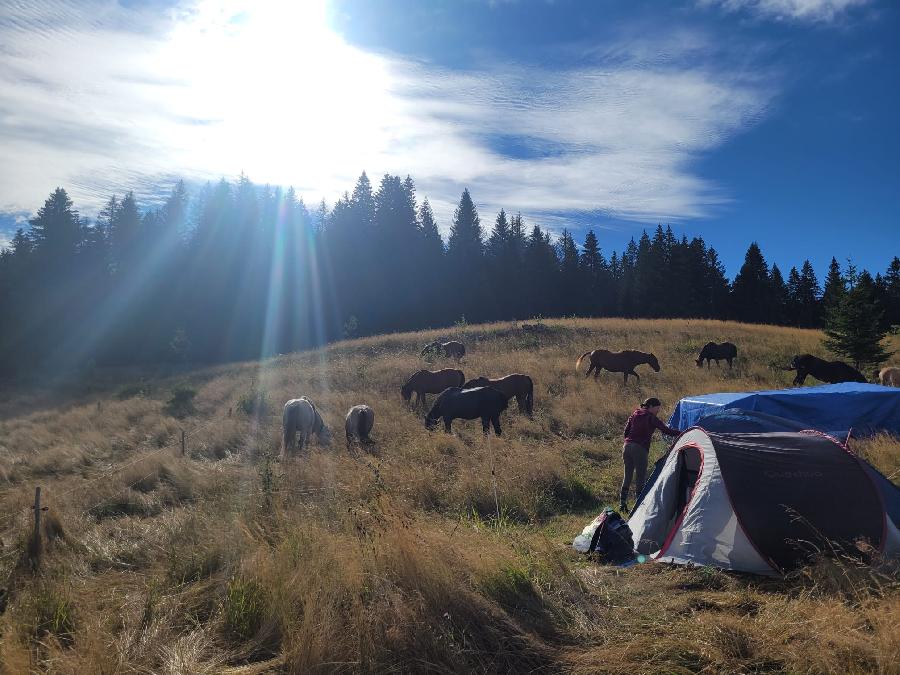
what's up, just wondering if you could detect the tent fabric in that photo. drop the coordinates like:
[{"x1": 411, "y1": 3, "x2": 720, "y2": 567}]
[
  {"x1": 628, "y1": 415, "x2": 900, "y2": 574},
  {"x1": 668, "y1": 382, "x2": 900, "y2": 439}
]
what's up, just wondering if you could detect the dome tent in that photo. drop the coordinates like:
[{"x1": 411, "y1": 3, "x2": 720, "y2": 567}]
[{"x1": 628, "y1": 413, "x2": 900, "y2": 575}]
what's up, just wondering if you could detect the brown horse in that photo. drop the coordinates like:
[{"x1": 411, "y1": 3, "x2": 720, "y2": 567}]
[
  {"x1": 576, "y1": 349, "x2": 660, "y2": 384},
  {"x1": 422, "y1": 340, "x2": 466, "y2": 360},
  {"x1": 401, "y1": 369, "x2": 465, "y2": 409},
  {"x1": 463, "y1": 374, "x2": 534, "y2": 417},
  {"x1": 877, "y1": 366, "x2": 900, "y2": 387}
]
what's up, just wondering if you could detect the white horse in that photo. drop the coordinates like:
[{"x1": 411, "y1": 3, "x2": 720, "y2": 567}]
[
  {"x1": 281, "y1": 397, "x2": 332, "y2": 458},
  {"x1": 345, "y1": 405, "x2": 375, "y2": 449}
]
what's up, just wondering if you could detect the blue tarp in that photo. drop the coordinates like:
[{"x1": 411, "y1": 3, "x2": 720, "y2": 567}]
[{"x1": 669, "y1": 383, "x2": 900, "y2": 438}]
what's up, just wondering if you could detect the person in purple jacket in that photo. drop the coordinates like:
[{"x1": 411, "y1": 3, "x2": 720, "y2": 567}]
[{"x1": 620, "y1": 397, "x2": 680, "y2": 512}]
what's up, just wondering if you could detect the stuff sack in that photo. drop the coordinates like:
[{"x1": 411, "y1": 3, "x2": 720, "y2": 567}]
[{"x1": 572, "y1": 508, "x2": 635, "y2": 562}]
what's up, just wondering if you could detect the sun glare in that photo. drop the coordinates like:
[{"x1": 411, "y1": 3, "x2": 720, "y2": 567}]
[{"x1": 157, "y1": 0, "x2": 396, "y2": 187}]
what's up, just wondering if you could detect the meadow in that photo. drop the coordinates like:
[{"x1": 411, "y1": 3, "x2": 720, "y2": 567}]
[{"x1": 0, "y1": 318, "x2": 897, "y2": 673}]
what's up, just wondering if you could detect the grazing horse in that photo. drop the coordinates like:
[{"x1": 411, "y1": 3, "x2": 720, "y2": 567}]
[
  {"x1": 463, "y1": 374, "x2": 534, "y2": 417},
  {"x1": 282, "y1": 397, "x2": 332, "y2": 457},
  {"x1": 877, "y1": 367, "x2": 900, "y2": 387},
  {"x1": 788, "y1": 354, "x2": 867, "y2": 386},
  {"x1": 425, "y1": 387, "x2": 508, "y2": 435},
  {"x1": 576, "y1": 349, "x2": 661, "y2": 384},
  {"x1": 696, "y1": 342, "x2": 738, "y2": 368},
  {"x1": 401, "y1": 369, "x2": 465, "y2": 409},
  {"x1": 345, "y1": 405, "x2": 375, "y2": 448},
  {"x1": 422, "y1": 340, "x2": 466, "y2": 360}
]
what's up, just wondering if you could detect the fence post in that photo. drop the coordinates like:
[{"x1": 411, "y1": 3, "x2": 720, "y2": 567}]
[
  {"x1": 30, "y1": 486, "x2": 42, "y2": 569},
  {"x1": 181, "y1": 430, "x2": 186, "y2": 457}
]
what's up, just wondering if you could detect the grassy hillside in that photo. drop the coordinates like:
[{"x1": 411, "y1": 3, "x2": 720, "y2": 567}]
[{"x1": 0, "y1": 318, "x2": 897, "y2": 673}]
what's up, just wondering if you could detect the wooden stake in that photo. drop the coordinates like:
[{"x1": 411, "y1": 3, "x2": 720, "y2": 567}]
[
  {"x1": 30, "y1": 487, "x2": 42, "y2": 569},
  {"x1": 181, "y1": 430, "x2": 186, "y2": 457}
]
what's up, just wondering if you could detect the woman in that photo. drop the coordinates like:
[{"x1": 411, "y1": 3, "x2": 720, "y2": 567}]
[{"x1": 620, "y1": 397, "x2": 680, "y2": 512}]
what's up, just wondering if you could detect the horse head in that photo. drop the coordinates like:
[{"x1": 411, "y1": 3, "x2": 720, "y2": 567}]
[
  {"x1": 463, "y1": 376, "x2": 488, "y2": 389},
  {"x1": 421, "y1": 341, "x2": 439, "y2": 356},
  {"x1": 424, "y1": 405, "x2": 441, "y2": 430},
  {"x1": 317, "y1": 425, "x2": 333, "y2": 446},
  {"x1": 647, "y1": 353, "x2": 661, "y2": 372},
  {"x1": 400, "y1": 382, "x2": 412, "y2": 402}
]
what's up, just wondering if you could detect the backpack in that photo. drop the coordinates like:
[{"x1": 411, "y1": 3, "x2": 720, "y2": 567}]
[{"x1": 578, "y1": 508, "x2": 635, "y2": 563}]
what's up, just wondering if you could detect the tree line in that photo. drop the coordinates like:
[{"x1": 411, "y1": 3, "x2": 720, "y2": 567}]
[{"x1": 1, "y1": 172, "x2": 898, "y2": 375}]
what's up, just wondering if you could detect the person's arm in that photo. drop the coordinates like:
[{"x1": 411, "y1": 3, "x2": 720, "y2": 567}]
[
  {"x1": 652, "y1": 414, "x2": 679, "y2": 436},
  {"x1": 623, "y1": 413, "x2": 633, "y2": 438}
]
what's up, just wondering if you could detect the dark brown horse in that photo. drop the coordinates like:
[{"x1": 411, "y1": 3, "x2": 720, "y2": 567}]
[
  {"x1": 696, "y1": 342, "x2": 738, "y2": 368},
  {"x1": 401, "y1": 368, "x2": 465, "y2": 409},
  {"x1": 422, "y1": 340, "x2": 466, "y2": 360},
  {"x1": 788, "y1": 354, "x2": 866, "y2": 386},
  {"x1": 576, "y1": 349, "x2": 660, "y2": 384},
  {"x1": 463, "y1": 374, "x2": 534, "y2": 417}
]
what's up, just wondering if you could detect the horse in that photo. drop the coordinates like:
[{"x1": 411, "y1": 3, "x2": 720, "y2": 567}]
[
  {"x1": 788, "y1": 354, "x2": 867, "y2": 386},
  {"x1": 877, "y1": 367, "x2": 900, "y2": 387},
  {"x1": 576, "y1": 349, "x2": 660, "y2": 384},
  {"x1": 696, "y1": 342, "x2": 738, "y2": 368},
  {"x1": 345, "y1": 405, "x2": 375, "y2": 448},
  {"x1": 425, "y1": 387, "x2": 508, "y2": 435},
  {"x1": 422, "y1": 340, "x2": 466, "y2": 360},
  {"x1": 463, "y1": 374, "x2": 534, "y2": 417},
  {"x1": 400, "y1": 369, "x2": 465, "y2": 409},
  {"x1": 282, "y1": 397, "x2": 332, "y2": 457}
]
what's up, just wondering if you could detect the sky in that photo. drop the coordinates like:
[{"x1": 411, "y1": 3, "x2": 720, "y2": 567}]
[{"x1": 0, "y1": 0, "x2": 897, "y2": 277}]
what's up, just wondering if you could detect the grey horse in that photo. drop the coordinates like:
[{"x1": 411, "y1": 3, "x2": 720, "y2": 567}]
[
  {"x1": 282, "y1": 397, "x2": 332, "y2": 457},
  {"x1": 345, "y1": 405, "x2": 375, "y2": 449}
]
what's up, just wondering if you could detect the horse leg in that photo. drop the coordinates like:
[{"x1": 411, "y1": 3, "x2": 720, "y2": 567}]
[
  {"x1": 492, "y1": 415, "x2": 502, "y2": 436},
  {"x1": 444, "y1": 419, "x2": 452, "y2": 433},
  {"x1": 793, "y1": 371, "x2": 806, "y2": 386},
  {"x1": 482, "y1": 416, "x2": 490, "y2": 435},
  {"x1": 728, "y1": 358, "x2": 733, "y2": 369},
  {"x1": 623, "y1": 371, "x2": 629, "y2": 384}
]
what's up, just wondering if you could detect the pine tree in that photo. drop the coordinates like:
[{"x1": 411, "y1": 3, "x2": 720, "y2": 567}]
[
  {"x1": 730, "y1": 242, "x2": 772, "y2": 323},
  {"x1": 558, "y1": 229, "x2": 581, "y2": 315},
  {"x1": 823, "y1": 270, "x2": 893, "y2": 369},
  {"x1": 446, "y1": 189, "x2": 485, "y2": 320},
  {"x1": 821, "y1": 257, "x2": 845, "y2": 318},
  {"x1": 770, "y1": 264, "x2": 789, "y2": 325},
  {"x1": 882, "y1": 256, "x2": 900, "y2": 327}
]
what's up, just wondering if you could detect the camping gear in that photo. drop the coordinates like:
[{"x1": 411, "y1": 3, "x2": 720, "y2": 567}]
[
  {"x1": 573, "y1": 508, "x2": 635, "y2": 562},
  {"x1": 628, "y1": 414, "x2": 900, "y2": 575},
  {"x1": 668, "y1": 382, "x2": 900, "y2": 439}
]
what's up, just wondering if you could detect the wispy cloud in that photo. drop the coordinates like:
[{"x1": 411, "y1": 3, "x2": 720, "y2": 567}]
[
  {"x1": 699, "y1": 0, "x2": 871, "y2": 23},
  {"x1": 0, "y1": 0, "x2": 776, "y2": 236}
]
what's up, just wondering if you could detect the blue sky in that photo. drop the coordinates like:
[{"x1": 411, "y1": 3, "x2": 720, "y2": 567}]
[{"x1": 0, "y1": 0, "x2": 897, "y2": 277}]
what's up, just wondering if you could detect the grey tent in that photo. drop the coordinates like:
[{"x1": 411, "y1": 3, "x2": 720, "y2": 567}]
[{"x1": 628, "y1": 413, "x2": 900, "y2": 574}]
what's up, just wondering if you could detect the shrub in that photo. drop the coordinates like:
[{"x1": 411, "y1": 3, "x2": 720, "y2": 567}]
[
  {"x1": 164, "y1": 385, "x2": 196, "y2": 419},
  {"x1": 237, "y1": 385, "x2": 270, "y2": 418}
]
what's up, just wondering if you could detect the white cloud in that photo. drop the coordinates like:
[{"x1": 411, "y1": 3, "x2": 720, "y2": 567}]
[
  {"x1": 0, "y1": 0, "x2": 776, "y2": 236},
  {"x1": 699, "y1": 0, "x2": 871, "y2": 23}
]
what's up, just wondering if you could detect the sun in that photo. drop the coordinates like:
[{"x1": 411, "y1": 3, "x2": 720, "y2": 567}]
[{"x1": 156, "y1": 0, "x2": 397, "y2": 188}]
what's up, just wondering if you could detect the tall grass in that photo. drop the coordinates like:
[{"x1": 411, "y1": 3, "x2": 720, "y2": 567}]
[{"x1": 0, "y1": 318, "x2": 897, "y2": 672}]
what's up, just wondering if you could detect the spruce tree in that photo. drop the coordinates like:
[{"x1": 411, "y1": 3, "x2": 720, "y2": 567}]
[
  {"x1": 821, "y1": 257, "x2": 845, "y2": 317},
  {"x1": 823, "y1": 270, "x2": 892, "y2": 369},
  {"x1": 770, "y1": 264, "x2": 789, "y2": 325},
  {"x1": 730, "y1": 242, "x2": 772, "y2": 323}
]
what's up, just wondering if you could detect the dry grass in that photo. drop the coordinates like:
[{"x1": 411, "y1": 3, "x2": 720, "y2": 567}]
[{"x1": 0, "y1": 318, "x2": 897, "y2": 673}]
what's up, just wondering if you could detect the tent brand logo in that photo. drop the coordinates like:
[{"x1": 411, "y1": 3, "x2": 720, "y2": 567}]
[{"x1": 763, "y1": 470, "x2": 824, "y2": 479}]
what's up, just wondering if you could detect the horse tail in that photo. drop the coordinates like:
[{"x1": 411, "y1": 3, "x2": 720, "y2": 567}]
[{"x1": 576, "y1": 351, "x2": 591, "y2": 373}]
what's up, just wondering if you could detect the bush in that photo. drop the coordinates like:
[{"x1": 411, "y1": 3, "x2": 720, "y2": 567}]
[
  {"x1": 164, "y1": 385, "x2": 196, "y2": 419},
  {"x1": 237, "y1": 386, "x2": 270, "y2": 418}
]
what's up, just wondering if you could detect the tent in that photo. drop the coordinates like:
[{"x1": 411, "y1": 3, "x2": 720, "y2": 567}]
[
  {"x1": 628, "y1": 414, "x2": 900, "y2": 575},
  {"x1": 668, "y1": 382, "x2": 900, "y2": 439}
]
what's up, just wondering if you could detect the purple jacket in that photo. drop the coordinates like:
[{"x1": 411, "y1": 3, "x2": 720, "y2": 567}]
[{"x1": 623, "y1": 408, "x2": 679, "y2": 450}]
